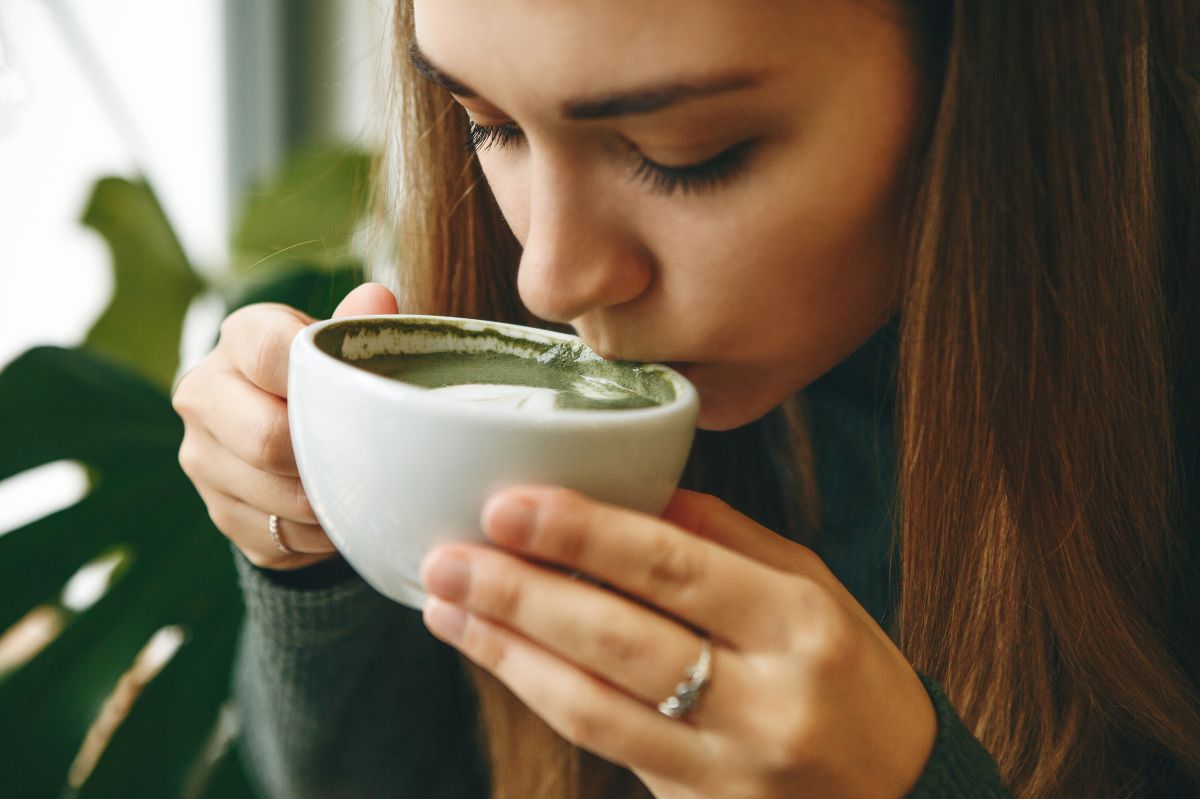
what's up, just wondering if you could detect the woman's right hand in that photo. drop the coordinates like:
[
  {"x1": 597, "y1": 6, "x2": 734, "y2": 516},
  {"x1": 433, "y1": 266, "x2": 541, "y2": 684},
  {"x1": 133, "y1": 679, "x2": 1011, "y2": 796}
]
[{"x1": 172, "y1": 283, "x2": 399, "y2": 571}]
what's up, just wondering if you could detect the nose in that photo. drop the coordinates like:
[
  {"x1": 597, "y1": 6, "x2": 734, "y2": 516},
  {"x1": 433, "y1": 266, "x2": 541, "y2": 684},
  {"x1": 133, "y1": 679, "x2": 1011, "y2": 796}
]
[{"x1": 516, "y1": 156, "x2": 653, "y2": 325}]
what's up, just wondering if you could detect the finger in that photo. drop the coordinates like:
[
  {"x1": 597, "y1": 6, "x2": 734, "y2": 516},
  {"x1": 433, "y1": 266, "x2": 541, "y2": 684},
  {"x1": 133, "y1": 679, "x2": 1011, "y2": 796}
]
[
  {"x1": 179, "y1": 427, "x2": 318, "y2": 525},
  {"x1": 422, "y1": 598, "x2": 711, "y2": 782},
  {"x1": 662, "y1": 490, "x2": 828, "y2": 579},
  {"x1": 219, "y1": 304, "x2": 313, "y2": 396},
  {"x1": 664, "y1": 490, "x2": 898, "y2": 646},
  {"x1": 332, "y1": 282, "x2": 398, "y2": 317},
  {"x1": 193, "y1": 483, "x2": 336, "y2": 565},
  {"x1": 188, "y1": 368, "x2": 299, "y2": 476},
  {"x1": 421, "y1": 544, "x2": 744, "y2": 725},
  {"x1": 481, "y1": 487, "x2": 792, "y2": 651}
]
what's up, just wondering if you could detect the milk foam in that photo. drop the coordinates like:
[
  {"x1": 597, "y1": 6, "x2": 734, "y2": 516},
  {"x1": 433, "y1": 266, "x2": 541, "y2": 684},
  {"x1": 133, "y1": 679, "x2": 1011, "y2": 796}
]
[{"x1": 426, "y1": 374, "x2": 650, "y2": 412}]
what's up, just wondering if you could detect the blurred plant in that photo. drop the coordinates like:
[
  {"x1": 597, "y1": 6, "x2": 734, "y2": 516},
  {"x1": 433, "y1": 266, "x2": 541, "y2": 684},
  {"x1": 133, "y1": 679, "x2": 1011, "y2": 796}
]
[{"x1": 0, "y1": 142, "x2": 373, "y2": 798}]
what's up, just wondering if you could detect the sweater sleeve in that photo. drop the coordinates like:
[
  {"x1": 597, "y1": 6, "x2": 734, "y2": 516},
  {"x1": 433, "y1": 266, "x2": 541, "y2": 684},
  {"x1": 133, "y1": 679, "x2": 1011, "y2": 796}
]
[
  {"x1": 230, "y1": 547, "x2": 489, "y2": 799},
  {"x1": 907, "y1": 673, "x2": 1012, "y2": 798}
]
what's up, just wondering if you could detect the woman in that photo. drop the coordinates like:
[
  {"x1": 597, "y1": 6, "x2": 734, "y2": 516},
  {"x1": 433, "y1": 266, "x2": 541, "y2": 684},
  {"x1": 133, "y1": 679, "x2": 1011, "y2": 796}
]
[{"x1": 172, "y1": 0, "x2": 1200, "y2": 796}]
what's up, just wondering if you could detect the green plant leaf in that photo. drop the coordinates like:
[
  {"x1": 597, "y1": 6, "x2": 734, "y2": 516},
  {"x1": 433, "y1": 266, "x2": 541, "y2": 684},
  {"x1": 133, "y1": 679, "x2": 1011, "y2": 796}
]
[
  {"x1": 73, "y1": 565, "x2": 246, "y2": 799},
  {"x1": 231, "y1": 143, "x2": 373, "y2": 276},
  {"x1": 0, "y1": 347, "x2": 245, "y2": 798},
  {"x1": 0, "y1": 346, "x2": 185, "y2": 634},
  {"x1": 0, "y1": 151, "x2": 372, "y2": 797},
  {"x1": 193, "y1": 737, "x2": 259, "y2": 799},
  {"x1": 0, "y1": 260, "x2": 366, "y2": 797},
  {"x1": 226, "y1": 260, "x2": 366, "y2": 320},
  {"x1": 81, "y1": 178, "x2": 207, "y2": 391}
]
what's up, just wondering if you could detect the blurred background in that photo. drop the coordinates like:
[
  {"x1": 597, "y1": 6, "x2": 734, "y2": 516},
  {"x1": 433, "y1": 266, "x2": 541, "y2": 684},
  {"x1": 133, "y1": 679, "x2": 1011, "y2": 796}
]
[{"x1": 0, "y1": 1, "x2": 389, "y2": 794}]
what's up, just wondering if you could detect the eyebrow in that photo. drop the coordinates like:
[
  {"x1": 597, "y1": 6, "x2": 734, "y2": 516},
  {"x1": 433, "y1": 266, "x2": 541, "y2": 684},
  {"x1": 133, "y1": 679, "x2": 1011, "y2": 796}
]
[{"x1": 408, "y1": 41, "x2": 764, "y2": 121}]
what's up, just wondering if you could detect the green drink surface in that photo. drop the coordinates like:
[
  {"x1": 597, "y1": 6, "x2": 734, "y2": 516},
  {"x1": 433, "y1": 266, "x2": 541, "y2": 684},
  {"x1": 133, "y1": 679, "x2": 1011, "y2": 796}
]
[{"x1": 355, "y1": 350, "x2": 663, "y2": 411}]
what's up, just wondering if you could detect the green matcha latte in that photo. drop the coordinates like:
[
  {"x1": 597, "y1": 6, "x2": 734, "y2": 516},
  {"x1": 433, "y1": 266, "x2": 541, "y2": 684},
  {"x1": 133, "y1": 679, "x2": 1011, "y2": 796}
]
[{"x1": 314, "y1": 319, "x2": 677, "y2": 412}]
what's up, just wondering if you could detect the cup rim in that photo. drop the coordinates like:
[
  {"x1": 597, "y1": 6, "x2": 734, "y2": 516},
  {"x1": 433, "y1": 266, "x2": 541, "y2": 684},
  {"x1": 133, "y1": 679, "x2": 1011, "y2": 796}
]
[{"x1": 292, "y1": 313, "x2": 699, "y2": 425}]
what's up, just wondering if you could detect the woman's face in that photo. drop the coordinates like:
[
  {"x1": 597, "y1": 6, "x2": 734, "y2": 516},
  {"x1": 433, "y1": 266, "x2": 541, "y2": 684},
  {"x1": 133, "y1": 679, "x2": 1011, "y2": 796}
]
[{"x1": 412, "y1": 0, "x2": 919, "y2": 430}]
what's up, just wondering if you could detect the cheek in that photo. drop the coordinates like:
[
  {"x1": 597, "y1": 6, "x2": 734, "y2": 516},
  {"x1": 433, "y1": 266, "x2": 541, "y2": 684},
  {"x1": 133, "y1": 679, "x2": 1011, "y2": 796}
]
[
  {"x1": 650, "y1": 165, "x2": 902, "y2": 362},
  {"x1": 755, "y1": 111, "x2": 910, "y2": 320},
  {"x1": 757, "y1": 185, "x2": 901, "y2": 329},
  {"x1": 477, "y1": 152, "x2": 531, "y2": 246},
  {"x1": 664, "y1": 75, "x2": 913, "y2": 362},
  {"x1": 639, "y1": 112, "x2": 912, "y2": 428}
]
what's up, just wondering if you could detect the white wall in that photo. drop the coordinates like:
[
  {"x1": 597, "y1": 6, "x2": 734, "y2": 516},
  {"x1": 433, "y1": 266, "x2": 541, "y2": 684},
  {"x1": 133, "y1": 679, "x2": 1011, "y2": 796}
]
[{"x1": 0, "y1": 0, "x2": 227, "y2": 367}]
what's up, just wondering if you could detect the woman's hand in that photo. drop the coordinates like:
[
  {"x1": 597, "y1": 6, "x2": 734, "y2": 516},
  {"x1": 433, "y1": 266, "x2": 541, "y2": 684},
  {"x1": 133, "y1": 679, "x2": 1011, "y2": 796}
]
[
  {"x1": 419, "y1": 487, "x2": 936, "y2": 799},
  {"x1": 172, "y1": 283, "x2": 398, "y2": 570}
]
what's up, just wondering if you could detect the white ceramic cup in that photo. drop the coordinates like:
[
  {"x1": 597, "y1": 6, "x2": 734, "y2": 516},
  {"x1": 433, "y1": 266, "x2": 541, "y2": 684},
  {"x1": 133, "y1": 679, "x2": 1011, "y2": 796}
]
[{"x1": 288, "y1": 314, "x2": 699, "y2": 609}]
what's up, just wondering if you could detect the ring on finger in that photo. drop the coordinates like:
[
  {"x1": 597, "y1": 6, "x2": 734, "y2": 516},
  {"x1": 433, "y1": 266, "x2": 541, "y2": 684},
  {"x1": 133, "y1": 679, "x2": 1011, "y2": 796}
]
[
  {"x1": 658, "y1": 636, "x2": 712, "y2": 720},
  {"x1": 268, "y1": 513, "x2": 294, "y2": 554}
]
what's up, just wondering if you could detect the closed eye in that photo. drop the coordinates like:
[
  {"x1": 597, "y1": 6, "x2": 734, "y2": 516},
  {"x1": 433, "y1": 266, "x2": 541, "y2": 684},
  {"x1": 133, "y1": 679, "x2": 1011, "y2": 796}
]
[
  {"x1": 463, "y1": 119, "x2": 755, "y2": 197},
  {"x1": 465, "y1": 119, "x2": 523, "y2": 152}
]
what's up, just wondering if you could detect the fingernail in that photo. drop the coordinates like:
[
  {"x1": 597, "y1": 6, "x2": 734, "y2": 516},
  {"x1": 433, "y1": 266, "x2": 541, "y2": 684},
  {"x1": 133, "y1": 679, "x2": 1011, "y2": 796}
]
[
  {"x1": 483, "y1": 494, "x2": 536, "y2": 547},
  {"x1": 424, "y1": 598, "x2": 467, "y2": 643},
  {"x1": 421, "y1": 550, "x2": 471, "y2": 602}
]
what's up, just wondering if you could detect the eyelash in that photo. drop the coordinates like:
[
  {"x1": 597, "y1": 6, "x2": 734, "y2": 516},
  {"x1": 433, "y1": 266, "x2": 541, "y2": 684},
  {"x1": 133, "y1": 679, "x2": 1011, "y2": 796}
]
[{"x1": 464, "y1": 119, "x2": 752, "y2": 197}]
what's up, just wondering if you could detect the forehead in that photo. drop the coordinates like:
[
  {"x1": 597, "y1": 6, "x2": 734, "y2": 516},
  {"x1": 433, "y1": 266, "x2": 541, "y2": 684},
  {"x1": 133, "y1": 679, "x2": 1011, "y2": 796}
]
[{"x1": 411, "y1": 0, "x2": 866, "y2": 106}]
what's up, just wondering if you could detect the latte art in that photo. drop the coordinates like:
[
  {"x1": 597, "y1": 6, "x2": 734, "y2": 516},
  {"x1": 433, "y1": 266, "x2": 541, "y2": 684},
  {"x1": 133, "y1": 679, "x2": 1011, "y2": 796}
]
[
  {"x1": 425, "y1": 373, "x2": 658, "y2": 412},
  {"x1": 357, "y1": 351, "x2": 662, "y2": 411},
  {"x1": 425, "y1": 384, "x2": 563, "y2": 411}
]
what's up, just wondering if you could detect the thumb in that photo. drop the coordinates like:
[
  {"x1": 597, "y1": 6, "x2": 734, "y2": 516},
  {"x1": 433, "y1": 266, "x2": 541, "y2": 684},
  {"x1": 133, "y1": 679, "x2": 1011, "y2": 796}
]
[{"x1": 331, "y1": 282, "x2": 399, "y2": 319}]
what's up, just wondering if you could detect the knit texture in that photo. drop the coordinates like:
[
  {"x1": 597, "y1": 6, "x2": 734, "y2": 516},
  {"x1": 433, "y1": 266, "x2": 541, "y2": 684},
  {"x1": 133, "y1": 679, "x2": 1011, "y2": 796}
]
[
  {"x1": 909, "y1": 674, "x2": 1013, "y2": 798},
  {"x1": 233, "y1": 550, "x2": 488, "y2": 798}
]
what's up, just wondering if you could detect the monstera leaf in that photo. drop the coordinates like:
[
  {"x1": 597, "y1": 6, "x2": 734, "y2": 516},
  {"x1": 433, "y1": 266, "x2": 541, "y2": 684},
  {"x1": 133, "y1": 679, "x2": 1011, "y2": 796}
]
[
  {"x1": 231, "y1": 143, "x2": 373, "y2": 278},
  {"x1": 0, "y1": 143, "x2": 372, "y2": 797},
  {"x1": 82, "y1": 178, "x2": 206, "y2": 391},
  {"x1": 0, "y1": 346, "x2": 249, "y2": 798}
]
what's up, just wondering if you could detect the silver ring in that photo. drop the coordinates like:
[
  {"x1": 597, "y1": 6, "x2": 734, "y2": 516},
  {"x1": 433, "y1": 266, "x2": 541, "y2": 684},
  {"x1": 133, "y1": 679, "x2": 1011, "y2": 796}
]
[
  {"x1": 267, "y1": 513, "x2": 292, "y2": 554},
  {"x1": 658, "y1": 637, "x2": 712, "y2": 720}
]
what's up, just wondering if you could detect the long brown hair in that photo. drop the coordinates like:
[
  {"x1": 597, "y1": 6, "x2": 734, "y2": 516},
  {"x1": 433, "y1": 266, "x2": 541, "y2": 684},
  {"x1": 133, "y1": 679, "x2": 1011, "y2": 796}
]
[
  {"x1": 374, "y1": 2, "x2": 1200, "y2": 796},
  {"x1": 899, "y1": 2, "x2": 1200, "y2": 796}
]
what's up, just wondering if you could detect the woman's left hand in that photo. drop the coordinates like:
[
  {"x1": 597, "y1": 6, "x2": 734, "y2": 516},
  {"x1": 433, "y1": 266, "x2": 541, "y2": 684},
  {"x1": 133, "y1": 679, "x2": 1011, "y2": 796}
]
[{"x1": 419, "y1": 487, "x2": 937, "y2": 799}]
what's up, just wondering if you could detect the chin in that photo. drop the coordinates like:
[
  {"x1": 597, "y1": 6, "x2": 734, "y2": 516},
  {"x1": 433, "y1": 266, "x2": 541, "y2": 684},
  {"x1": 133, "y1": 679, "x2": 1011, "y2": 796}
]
[
  {"x1": 695, "y1": 390, "x2": 781, "y2": 432},
  {"x1": 688, "y1": 365, "x2": 800, "y2": 432},
  {"x1": 697, "y1": 414, "x2": 748, "y2": 432},
  {"x1": 696, "y1": 407, "x2": 773, "y2": 432},
  {"x1": 665, "y1": 357, "x2": 800, "y2": 431}
]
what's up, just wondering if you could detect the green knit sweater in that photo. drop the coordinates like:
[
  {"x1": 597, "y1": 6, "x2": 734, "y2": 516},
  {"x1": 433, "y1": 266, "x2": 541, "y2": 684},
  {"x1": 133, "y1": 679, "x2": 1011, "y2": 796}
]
[{"x1": 230, "y1": 321, "x2": 1011, "y2": 798}]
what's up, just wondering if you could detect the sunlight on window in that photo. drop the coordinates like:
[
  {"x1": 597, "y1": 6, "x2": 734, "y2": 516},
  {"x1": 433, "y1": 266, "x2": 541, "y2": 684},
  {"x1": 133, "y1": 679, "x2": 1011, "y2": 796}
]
[
  {"x1": 0, "y1": 460, "x2": 88, "y2": 538},
  {"x1": 61, "y1": 548, "x2": 130, "y2": 612}
]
